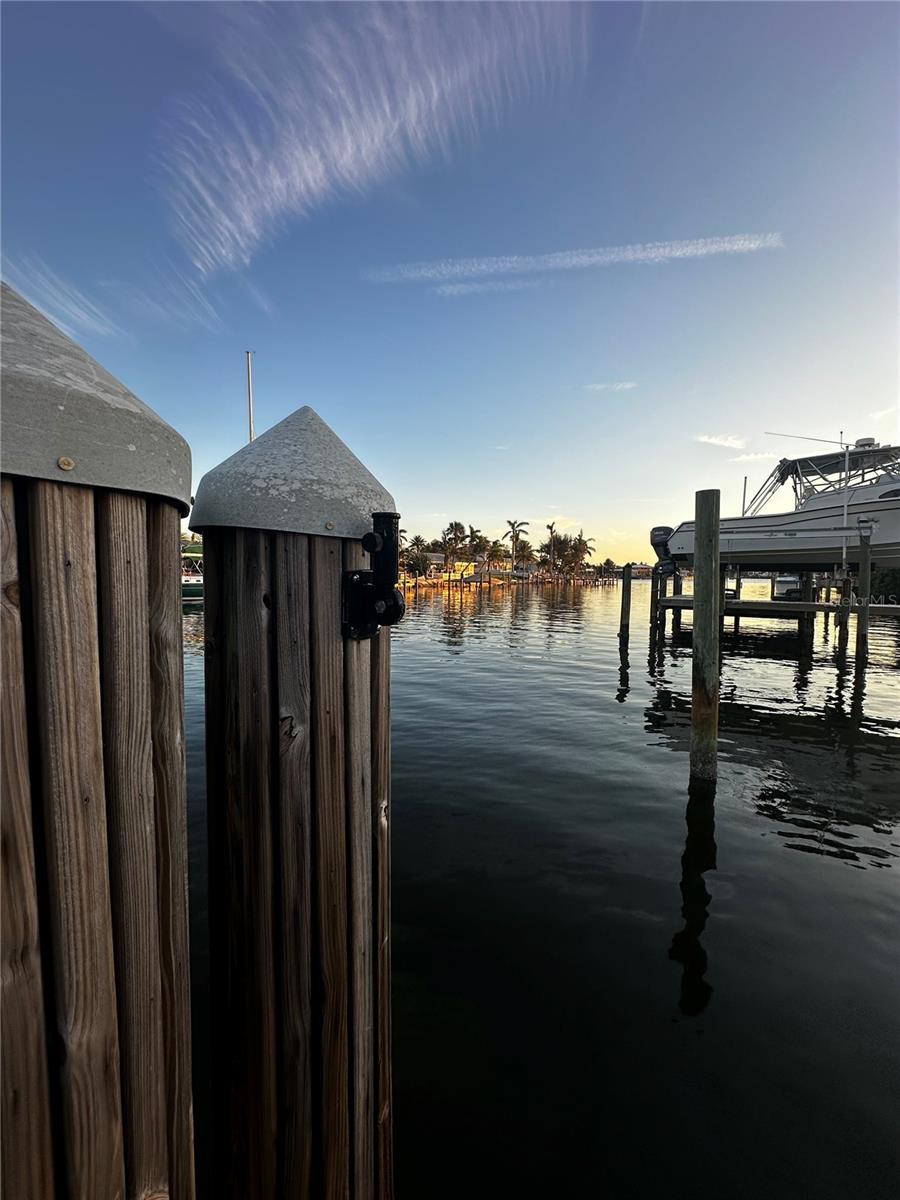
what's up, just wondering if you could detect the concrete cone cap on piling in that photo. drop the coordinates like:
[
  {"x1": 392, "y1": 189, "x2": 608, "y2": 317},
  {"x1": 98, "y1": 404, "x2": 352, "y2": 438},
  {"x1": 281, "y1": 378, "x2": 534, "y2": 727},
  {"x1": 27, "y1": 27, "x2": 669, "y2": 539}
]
[
  {"x1": 0, "y1": 282, "x2": 191, "y2": 512},
  {"x1": 189, "y1": 406, "x2": 396, "y2": 539}
]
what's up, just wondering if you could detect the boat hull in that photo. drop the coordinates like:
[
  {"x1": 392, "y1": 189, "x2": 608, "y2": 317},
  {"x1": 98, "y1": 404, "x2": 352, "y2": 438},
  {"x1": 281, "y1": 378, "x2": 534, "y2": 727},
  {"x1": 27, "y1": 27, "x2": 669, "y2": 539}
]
[{"x1": 663, "y1": 496, "x2": 900, "y2": 572}]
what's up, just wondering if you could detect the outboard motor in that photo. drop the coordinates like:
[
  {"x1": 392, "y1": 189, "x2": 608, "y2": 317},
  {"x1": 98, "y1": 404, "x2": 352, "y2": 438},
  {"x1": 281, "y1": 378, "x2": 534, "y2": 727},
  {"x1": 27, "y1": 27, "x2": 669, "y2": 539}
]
[{"x1": 650, "y1": 525, "x2": 677, "y2": 577}]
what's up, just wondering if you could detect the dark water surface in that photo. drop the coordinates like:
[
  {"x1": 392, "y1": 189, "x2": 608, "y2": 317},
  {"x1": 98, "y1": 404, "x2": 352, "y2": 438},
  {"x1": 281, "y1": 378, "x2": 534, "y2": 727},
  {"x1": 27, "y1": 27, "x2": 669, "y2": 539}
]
[{"x1": 183, "y1": 581, "x2": 900, "y2": 1199}]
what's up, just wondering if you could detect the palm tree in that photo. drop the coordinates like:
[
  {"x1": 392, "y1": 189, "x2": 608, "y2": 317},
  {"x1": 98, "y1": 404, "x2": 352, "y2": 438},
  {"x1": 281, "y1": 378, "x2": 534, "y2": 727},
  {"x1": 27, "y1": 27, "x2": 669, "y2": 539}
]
[
  {"x1": 517, "y1": 539, "x2": 536, "y2": 578},
  {"x1": 483, "y1": 539, "x2": 506, "y2": 581},
  {"x1": 573, "y1": 529, "x2": 595, "y2": 566},
  {"x1": 546, "y1": 521, "x2": 557, "y2": 579},
  {"x1": 504, "y1": 519, "x2": 529, "y2": 581},
  {"x1": 409, "y1": 534, "x2": 427, "y2": 552}
]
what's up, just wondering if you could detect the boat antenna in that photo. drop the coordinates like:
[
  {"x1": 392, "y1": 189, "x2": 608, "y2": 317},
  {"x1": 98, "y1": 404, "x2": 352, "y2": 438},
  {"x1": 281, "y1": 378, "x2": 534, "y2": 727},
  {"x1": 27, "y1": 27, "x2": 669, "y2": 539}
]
[
  {"x1": 763, "y1": 431, "x2": 848, "y2": 447},
  {"x1": 245, "y1": 350, "x2": 256, "y2": 443}
]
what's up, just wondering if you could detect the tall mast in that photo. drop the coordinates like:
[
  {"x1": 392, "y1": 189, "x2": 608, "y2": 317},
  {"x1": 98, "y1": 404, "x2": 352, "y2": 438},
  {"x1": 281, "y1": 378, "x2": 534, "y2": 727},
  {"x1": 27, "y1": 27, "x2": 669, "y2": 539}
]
[{"x1": 246, "y1": 350, "x2": 255, "y2": 443}]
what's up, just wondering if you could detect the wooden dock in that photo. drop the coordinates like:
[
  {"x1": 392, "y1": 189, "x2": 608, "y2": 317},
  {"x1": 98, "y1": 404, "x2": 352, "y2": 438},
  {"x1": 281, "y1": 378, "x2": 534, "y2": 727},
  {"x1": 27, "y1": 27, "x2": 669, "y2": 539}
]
[{"x1": 659, "y1": 596, "x2": 900, "y2": 619}]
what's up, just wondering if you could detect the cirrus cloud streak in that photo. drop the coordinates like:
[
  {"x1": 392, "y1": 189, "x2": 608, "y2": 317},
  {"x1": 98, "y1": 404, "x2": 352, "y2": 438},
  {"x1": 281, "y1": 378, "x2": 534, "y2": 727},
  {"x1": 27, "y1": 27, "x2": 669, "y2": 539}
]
[{"x1": 366, "y1": 232, "x2": 783, "y2": 285}]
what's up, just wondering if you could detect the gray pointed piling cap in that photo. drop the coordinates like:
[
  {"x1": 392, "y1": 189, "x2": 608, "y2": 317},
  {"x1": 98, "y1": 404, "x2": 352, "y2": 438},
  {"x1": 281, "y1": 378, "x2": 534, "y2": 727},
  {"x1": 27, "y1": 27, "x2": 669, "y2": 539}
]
[
  {"x1": 1, "y1": 283, "x2": 191, "y2": 513},
  {"x1": 189, "y1": 406, "x2": 396, "y2": 538}
]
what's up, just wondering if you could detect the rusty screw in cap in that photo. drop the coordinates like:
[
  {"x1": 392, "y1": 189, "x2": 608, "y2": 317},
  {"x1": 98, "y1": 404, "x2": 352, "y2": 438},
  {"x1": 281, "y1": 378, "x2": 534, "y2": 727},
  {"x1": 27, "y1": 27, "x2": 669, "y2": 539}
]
[{"x1": 57, "y1": 456, "x2": 75, "y2": 471}]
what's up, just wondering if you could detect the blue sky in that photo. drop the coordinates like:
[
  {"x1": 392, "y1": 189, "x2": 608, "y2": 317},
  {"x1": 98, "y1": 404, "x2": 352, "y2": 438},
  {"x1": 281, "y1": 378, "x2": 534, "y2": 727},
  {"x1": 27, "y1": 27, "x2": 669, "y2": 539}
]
[{"x1": 3, "y1": 1, "x2": 897, "y2": 558}]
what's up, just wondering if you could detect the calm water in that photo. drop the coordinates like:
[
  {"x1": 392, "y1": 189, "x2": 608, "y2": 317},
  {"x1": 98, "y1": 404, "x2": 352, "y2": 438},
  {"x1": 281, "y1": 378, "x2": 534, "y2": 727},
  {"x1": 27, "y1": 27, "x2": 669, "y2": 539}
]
[{"x1": 182, "y1": 581, "x2": 900, "y2": 1199}]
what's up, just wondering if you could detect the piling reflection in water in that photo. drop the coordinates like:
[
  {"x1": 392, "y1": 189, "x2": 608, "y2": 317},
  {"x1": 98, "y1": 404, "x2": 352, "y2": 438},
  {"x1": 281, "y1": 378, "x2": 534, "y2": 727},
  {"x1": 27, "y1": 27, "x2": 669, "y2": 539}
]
[{"x1": 669, "y1": 782, "x2": 717, "y2": 1016}]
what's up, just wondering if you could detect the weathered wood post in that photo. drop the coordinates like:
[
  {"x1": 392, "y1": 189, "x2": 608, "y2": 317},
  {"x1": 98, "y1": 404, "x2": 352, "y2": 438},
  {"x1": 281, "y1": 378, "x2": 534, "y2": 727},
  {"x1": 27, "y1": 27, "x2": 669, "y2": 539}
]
[
  {"x1": 1, "y1": 283, "x2": 195, "y2": 1199},
  {"x1": 690, "y1": 490, "x2": 720, "y2": 783},
  {"x1": 618, "y1": 562, "x2": 632, "y2": 644},
  {"x1": 732, "y1": 567, "x2": 742, "y2": 634},
  {"x1": 836, "y1": 575, "x2": 852, "y2": 651},
  {"x1": 648, "y1": 565, "x2": 660, "y2": 629},
  {"x1": 799, "y1": 571, "x2": 814, "y2": 641},
  {"x1": 191, "y1": 406, "x2": 400, "y2": 1200},
  {"x1": 855, "y1": 527, "x2": 873, "y2": 667},
  {"x1": 656, "y1": 572, "x2": 669, "y2": 636},
  {"x1": 672, "y1": 572, "x2": 683, "y2": 634}
]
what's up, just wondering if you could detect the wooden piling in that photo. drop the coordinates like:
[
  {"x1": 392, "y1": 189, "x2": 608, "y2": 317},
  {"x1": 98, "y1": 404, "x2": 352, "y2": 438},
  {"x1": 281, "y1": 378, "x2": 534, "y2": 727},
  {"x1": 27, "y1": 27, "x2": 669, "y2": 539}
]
[
  {"x1": 618, "y1": 563, "x2": 632, "y2": 644},
  {"x1": 1, "y1": 479, "x2": 54, "y2": 1200},
  {"x1": 371, "y1": 627, "x2": 394, "y2": 1200},
  {"x1": 690, "y1": 490, "x2": 720, "y2": 783},
  {"x1": 799, "y1": 572, "x2": 814, "y2": 640},
  {"x1": 649, "y1": 566, "x2": 660, "y2": 629},
  {"x1": 193, "y1": 405, "x2": 398, "y2": 1200},
  {"x1": 672, "y1": 572, "x2": 683, "y2": 633},
  {"x1": 147, "y1": 500, "x2": 197, "y2": 1200},
  {"x1": 30, "y1": 480, "x2": 127, "y2": 1200},
  {"x1": 856, "y1": 534, "x2": 872, "y2": 666},
  {"x1": 1, "y1": 285, "x2": 195, "y2": 1198},
  {"x1": 97, "y1": 490, "x2": 169, "y2": 1200},
  {"x1": 657, "y1": 573, "x2": 668, "y2": 635}
]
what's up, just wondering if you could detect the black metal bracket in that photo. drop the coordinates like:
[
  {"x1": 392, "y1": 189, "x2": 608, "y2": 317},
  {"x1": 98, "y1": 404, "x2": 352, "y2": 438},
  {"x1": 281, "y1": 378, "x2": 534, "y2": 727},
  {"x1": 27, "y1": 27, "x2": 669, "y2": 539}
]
[{"x1": 342, "y1": 511, "x2": 406, "y2": 640}]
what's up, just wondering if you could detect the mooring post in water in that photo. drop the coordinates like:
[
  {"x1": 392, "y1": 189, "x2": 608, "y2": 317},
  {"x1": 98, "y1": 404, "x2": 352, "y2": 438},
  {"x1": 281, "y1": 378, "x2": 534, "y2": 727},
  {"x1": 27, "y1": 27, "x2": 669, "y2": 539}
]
[
  {"x1": 657, "y1": 572, "x2": 669, "y2": 635},
  {"x1": 799, "y1": 572, "x2": 815, "y2": 641},
  {"x1": 836, "y1": 575, "x2": 852, "y2": 650},
  {"x1": 690, "y1": 490, "x2": 720, "y2": 783},
  {"x1": 855, "y1": 527, "x2": 872, "y2": 667},
  {"x1": 0, "y1": 283, "x2": 195, "y2": 1200},
  {"x1": 618, "y1": 562, "x2": 632, "y2": 644},
  {"x1": 648, "y1": 565, "x2": 660, "y2": 629},
  {"x1": 671, "y1": 571, "x2": 683, "y2": 633},
  {"x1": 191, "y1": 405, "x2": 400, "y2": 1200}
]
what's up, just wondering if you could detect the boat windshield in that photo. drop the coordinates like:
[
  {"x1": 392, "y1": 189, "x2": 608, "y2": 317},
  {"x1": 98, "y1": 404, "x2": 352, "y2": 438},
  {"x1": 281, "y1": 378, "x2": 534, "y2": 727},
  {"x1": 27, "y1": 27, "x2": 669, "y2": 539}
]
[{"x1": 744, "y1": 443, "x2": 900, "y2": 515}]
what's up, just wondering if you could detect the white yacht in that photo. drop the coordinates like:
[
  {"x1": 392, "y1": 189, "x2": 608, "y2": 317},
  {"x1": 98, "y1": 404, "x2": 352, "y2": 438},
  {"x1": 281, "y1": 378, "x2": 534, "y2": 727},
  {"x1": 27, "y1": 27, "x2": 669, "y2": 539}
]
[{"x1": 651, "y1": 438, "x2": 900, "y2": 573}]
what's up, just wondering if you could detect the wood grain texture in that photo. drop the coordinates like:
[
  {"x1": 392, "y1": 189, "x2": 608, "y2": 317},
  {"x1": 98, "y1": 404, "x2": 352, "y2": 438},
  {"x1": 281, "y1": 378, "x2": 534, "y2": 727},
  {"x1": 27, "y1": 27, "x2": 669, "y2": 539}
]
[
  {"x1": 201, "y1": 527, "x2": 233, "y2": 1192},
  {"x1": 273, "y1": 531, "x2": 313, "y2": 1199},
  {"x1": 690, "y1": 490, "x2": 720, "y2": 783},
  {"x1": 147, "y1": 500, "x2": 196, "y2": 1200},
  {"x1": 28, "y1": 479, "x2": 126, "y2": 1200},
  {"x1": 235, "y1": 530, "x2": 279, "y2": 1197},
  {"x1": 310, "y1": 536, "x2": 350, "y2": 1200},
  {"x1": 96, "y1": 490, "x2": 169, "y2": 1200},
  {"x1": 343, "y1": 541, "x2": 374, "y2": 1200},
  {"x1": 1, "y1": 477, "x2": 54, "y2": 1199},
  {"x1": 370, "y1": 625, "x2": 394, "y2": 1200}
]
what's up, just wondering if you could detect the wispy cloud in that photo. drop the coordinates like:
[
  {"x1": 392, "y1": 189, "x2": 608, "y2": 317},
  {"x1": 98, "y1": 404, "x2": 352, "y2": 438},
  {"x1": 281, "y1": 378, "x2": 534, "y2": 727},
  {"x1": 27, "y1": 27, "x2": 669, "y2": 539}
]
[
  {"x1": 435, "y1": 280, "x2": 540, "y2": 297},
  {"x1": 584, "y1": 381, "x2": 637, "y2": 392},
  {"x1": 2, "y1": 255, "x2": 121, "y2": 338},
  {"x1": 696, "y1": 434, "x2": 746, "y2": 449},
  {"x1": 495, "y1": 444, "x2": 510, "y2": 451},
  {"x1": 97, "y1": 261, "x2": 222, "y2": 332},
  {"x1": 730, "y1": 451, "x2": 778, "y2": 462},
  {"x1": 160, "y1": 3, "x2": 585, "y2": 275},
  {"x1": 868, "y1": 406, "x2": 897, "y2": 422},
  {"x1": 366, "y1": 232, "x2": 783, "y2": 285}
]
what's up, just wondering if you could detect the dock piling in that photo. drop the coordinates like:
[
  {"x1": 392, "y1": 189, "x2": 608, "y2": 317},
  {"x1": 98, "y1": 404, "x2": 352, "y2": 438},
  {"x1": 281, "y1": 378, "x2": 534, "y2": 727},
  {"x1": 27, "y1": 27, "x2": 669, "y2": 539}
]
[
  {"x1": 1, "y1": 283, "x2": 195, "y2": 1198},
  {"x1": 672, "y1": 572, "x2": 683, "y2": 633},
  {"x1": 856, "y1": 530, "x2": 872, "y2": 667},
  {"x1": 690, "y1": 490, "x2": 720, "y2": 783},
  {"x1": 618, "y1": 562, "x2": 632, "y2": 644},
  {"x1": 191, "y1": 405, "x2": 399, "y2": 1199}
]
